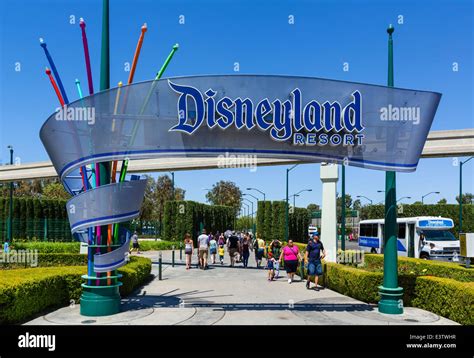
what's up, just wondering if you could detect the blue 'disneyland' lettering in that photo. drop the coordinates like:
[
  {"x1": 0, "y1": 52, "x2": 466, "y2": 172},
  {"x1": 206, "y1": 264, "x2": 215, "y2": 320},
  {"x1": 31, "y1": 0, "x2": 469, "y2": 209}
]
[{"x1": 168, "y1": 80, "x2": 364, "y2": 142}]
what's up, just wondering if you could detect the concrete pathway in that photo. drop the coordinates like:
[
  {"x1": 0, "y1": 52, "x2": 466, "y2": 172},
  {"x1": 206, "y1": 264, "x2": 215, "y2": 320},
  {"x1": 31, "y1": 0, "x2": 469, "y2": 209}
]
[{"x1": 26, "y1": 250, "x2": 458, "y2": 325}]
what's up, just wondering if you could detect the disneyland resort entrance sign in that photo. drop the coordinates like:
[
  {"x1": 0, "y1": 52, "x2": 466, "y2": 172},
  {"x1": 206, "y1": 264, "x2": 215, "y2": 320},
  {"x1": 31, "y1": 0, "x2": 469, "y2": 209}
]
[{"x1": 40, "y1": 75, "x2": 441, "y2": 270}]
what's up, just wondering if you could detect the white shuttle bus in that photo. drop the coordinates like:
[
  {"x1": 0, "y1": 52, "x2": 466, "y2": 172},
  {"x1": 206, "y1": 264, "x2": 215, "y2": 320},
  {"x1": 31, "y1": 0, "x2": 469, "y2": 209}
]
[{"x1": 358, "y1": 216, "x2": 460, "y2": 261}]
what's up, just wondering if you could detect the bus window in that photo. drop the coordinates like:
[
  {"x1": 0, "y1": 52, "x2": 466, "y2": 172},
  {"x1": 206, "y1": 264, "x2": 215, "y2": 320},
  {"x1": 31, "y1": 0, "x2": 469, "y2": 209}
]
[
  {"x1": 360, "y1": 223, "x2": 378, "y2": 237},
  {"x1": 408, "y1": 224, "x2": 415, "y2": 258},
  {"x1": 398, "y1": 223, "x2": 406, "y2": 239}
]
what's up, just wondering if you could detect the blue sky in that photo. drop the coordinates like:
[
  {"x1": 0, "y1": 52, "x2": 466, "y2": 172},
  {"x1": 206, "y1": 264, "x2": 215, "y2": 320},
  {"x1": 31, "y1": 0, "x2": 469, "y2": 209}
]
[{"x1": 0, "y1": 0, "x2": 473, "y2": 208}]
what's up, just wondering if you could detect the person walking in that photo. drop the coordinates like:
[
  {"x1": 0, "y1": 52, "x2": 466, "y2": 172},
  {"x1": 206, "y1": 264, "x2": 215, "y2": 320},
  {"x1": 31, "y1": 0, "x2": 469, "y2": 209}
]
[
  {"x1": 241, "y1": 234, "x2": 251, "y2": 268},
  {"x1": 129, "y1": 231, "x2": 140, "y2": 254},
  {"x1": 279, "y1": 240, "x2": 301, "y2": 284},
  {"x1": 218, "y1": 232, "x2": 225, "y2": 246},
  {"x1": 305, "y1": 234, "x2": 326, "y2": 290},
  {"x1": 266, "y1": 252, "x2": 276, "y2": 281},
  {"x1": 256, "y1": 235, "x2": 266, "y2": 268},
  {"x1": 227, "y1": 231, "x2": 240, "y2": 267},
  {"x1": 218, "y1": 243, "x2": 225, "y2": 265},
  {"x1": 209, "y1": 234, "x2": 218, "y2": 264},
  {"x1": 197, "y1": 229, "x2": 210, "y2": 270},
  {"x1": 183, "y1": 233, "x2": 194, "y2": 270},
  {"x1": 269, "y1": 239, "x2": 282, "y2": 278},
  {"x1": 253, "y1": 235, "x2": 259, "y2": 265}
]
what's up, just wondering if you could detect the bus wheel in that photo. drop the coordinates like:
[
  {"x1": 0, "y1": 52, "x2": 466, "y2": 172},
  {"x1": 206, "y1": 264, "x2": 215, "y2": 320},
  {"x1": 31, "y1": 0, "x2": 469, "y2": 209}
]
[
  {"x1": 420, "y1": 253, "x2": 429, "y2": 260},
  {"x1": 370, "y1": 248, "x2": 377, "y2": 254}
]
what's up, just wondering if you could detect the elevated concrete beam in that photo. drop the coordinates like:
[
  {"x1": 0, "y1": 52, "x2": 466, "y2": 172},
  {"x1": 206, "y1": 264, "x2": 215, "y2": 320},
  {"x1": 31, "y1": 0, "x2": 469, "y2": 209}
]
[{"x1": 0, "y1": 129, "x2": 472, "y2": 182}]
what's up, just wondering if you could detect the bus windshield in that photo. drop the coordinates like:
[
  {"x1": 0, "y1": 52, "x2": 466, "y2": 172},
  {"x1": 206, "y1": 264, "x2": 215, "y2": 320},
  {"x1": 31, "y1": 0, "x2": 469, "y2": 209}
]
[{"x1": 421, "y1": 230, "x2": 457, "y2": 241}]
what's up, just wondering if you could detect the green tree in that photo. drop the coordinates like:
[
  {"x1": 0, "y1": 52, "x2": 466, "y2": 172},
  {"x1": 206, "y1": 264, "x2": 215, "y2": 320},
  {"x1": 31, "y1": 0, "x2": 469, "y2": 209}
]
[
  {"x1": 155, "y1": 174, "x2": 185, "y2": 228},
  {"x1": 42, "y1": 182, "x2": 70, "y2": 200},
  {"x1": 437, "y1": 198, "x2": 448, "y2": 205},
  {"x1": 456, "y1": 193, "x2": 474, "y2": 205},
  {"x1": 307, "y1": 203, "x2": 320, "y2": 213},
  {"x1": 352, "y1": 199, "x2": 362, "y2": 211},
  {"x1": 205, "y1": 180, "x2": 242, "y2": 215},
  {"x1": 337, "y1": 194, "x2": 353, "y2": 222}
]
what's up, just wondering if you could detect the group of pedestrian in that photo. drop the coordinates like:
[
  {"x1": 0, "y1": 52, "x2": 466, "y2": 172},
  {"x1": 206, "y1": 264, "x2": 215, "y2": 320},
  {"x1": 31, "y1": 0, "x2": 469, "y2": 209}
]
[{"x1": 183, "y1": 229, "x2": 327, "y2": 291}]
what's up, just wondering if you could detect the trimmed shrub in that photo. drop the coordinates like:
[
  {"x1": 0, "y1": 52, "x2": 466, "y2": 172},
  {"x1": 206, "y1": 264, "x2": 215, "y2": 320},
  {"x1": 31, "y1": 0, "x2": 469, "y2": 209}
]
[
  {"x1": 118, "y1": 256, "x2": 152, "y2": 296},
  {"x1": 323, "y1": 262, "x2": 382, "y2": 303},
  {"x1": 0, "y1": 256, "x2": 152, "y2": 324},
  {"x1": 131, "y1": 240, "x2": 177, "y2": 251},
  {"x1": 0, "y1": 266, "x2": 84, "y2": 324},
  {"x1": 10, "y1": 242, "x2": 80, "y2": 253},
  {"x1": 409, "y1": 276, "x2": 474, "y2": 325},
  {"x1": 364, "y1": 254, "x2": 474, "y2": 282},
  {"x1": 318, "y1": 262, "x2": 474, "y2": 325}
]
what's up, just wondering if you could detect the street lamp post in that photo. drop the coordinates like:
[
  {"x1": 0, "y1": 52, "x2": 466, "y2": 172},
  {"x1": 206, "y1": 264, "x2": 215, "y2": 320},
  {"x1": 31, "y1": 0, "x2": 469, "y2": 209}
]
[
  {"x1": 459, "y1": 157, "x2": 474, "y2": 233},
  {"x1": 246, "y1": 187, "x2": 266, "y2": 201},
  {"x1": 169, "y1": 172, "x2": 175, "y2": 199},
  {"x1": 291, "y1": 189, "x2": 313, "y2": 209},
  {"x1": 285, "y1": 164, "x2": 299, "y2": 241},
  {"x1": 243, "y1": 193, "x2": 259, "y2": 234},
  {"x1": 7, "y1": 146, "x2": 13, "y2": 244},
  {"x1": 378, "y1": 24, "x2": 403, "y2": 315},
  {"x1": 396, "y1": 196, "x2": 411, "y2": 203},
  {"x1": 291, "y1": 194, "x2": 299, "y2": 209},
  {"x1": 356, "y1": 195, "x2": 373, "y2": 205},
  {"x1": 242, "y1": 202, "x2": 250, "y2": 230},
  {"x1": 421, "y1": 191, "x2": 440, "y2": 204},
  {"x1": 242, "y1": 198, "x2": 254, "y2": 232}
]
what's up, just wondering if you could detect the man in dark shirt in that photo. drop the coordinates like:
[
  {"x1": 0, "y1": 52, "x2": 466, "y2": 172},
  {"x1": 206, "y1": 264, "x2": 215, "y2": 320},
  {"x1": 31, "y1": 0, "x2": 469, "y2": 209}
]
[
  {"x1": 304, "y1": 234, "x2": 326, "y2": 290},
  {"x1": 227, "y1": 232, "x2": 240, "y2": 267}
]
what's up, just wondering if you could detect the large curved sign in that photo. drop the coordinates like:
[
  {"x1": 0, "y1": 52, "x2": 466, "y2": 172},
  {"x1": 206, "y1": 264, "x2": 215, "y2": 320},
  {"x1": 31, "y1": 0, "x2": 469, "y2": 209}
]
[{"x1": 41, "y1": 75, "x2": 441, "y2": 177}]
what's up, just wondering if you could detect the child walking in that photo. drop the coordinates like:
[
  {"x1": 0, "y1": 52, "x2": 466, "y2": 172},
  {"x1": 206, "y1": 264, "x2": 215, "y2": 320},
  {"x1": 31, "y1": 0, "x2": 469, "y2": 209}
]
[
  {"x1": 266, "y1": 252, "x2": 276, "y2": 281},
  {"x1": 218, "y1": 244, "x2": 225, "y2": 265}
]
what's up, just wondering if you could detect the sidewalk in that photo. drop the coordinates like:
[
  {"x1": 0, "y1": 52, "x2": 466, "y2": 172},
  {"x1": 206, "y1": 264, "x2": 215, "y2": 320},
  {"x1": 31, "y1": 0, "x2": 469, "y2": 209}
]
[{"x1": 26, "y1": 250, "x2": 458, "y2": 325}]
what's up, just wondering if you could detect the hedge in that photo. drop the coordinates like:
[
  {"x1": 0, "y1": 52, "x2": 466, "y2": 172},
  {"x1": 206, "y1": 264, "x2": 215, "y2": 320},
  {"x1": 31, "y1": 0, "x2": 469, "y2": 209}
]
[
  {"x1": 130, "y1": 240, "x2": 177, "y2": 251},
  {"x1": 320, "y1": 262, "x2": 474, "y2": 325},
  {"x1": 408, "y1": 276, "x2": 474, "y2": 325},
  {"x1": 162, "y1": 200, "x2": 234, "y2": 242},
  {"x1": 256, "y1": 201, "x2": 309, "y2": 242},
  {"x1": 0, "y1": 256, "x2": 152, "y2": 324},
  {"x1": 364, "y1": 254, "x2": 474, "y2": 282},
  {"x1": 10, "y1": 242, "x2": 80, "y2": 253},
  {"x1": 0, "y1": 197, "x2": 72, "y2": 242},
  {"x1": 360, "y1": 203, "x2": 474, "y2": 238}
]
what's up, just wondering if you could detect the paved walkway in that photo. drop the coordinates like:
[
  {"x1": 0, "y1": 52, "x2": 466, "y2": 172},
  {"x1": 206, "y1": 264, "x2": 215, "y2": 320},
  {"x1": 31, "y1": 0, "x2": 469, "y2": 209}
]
[{"x1": 26, "y1": 250, "x2": 457, "y2": 325}]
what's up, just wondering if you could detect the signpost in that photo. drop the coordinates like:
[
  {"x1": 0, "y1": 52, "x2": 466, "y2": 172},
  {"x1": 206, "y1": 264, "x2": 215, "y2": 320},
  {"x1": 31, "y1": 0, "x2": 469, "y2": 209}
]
[{"x1": 378, "y1": 25, "x2": 404, "y2": 315}]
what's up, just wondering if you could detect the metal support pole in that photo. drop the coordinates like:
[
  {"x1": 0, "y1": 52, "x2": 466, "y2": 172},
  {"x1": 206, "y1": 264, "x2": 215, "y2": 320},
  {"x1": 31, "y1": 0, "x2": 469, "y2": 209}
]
[
  {"x1": 172, "y1": 246, "x2": 175, "y2": 267},
  {"x1": 180, "y1": 243, "x2": 182, "y2": 260},
  {"x1": 459, "y1": 157, "x2": 473, "y2": 233},
  {"x1": 460, "y1": 161, "x2": 463, "y2": 234},
  {"x1": 158, "y1": 252, "x2": 162, "y2": 280},
  {"x1": 378, "y1": 24, "x2": 403, "y2": 314},
  {"x1": 341, "y1": 165, "x2": 346, "y2": 250},
  {"x1": 7, "y1": 146, "x2": 13, "y2": 244},
  {"x1": 285, "y1": 168, "x2": 289, "y2": 241}
]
